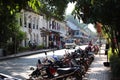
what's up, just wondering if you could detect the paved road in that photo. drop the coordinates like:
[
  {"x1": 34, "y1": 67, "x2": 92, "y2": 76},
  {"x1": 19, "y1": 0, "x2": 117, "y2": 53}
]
[{"x1": 0, "y1": 48, "x2": 76, "y2": 79}]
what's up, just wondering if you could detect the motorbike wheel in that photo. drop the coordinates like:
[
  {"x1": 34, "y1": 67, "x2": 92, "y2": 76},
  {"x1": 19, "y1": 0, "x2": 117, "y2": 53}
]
[
  {"x1": 70, "y1": 74, "x2": 82, "y2": 80},
  {"x1": 83, "y1": 62, "x2": 89, "y2": 72},
  {"x1": 66, "y1": 71, "x2": 82, "y2": 80},
  {"x1": 65, "y1": 76, "x2": 75, "y2": 80},
  {"x1": 56, "y1": 78, "x2": 66, "y2": 80},
  {"x1": 81, "y1": 65, "x2": 86, "y2": 76}
]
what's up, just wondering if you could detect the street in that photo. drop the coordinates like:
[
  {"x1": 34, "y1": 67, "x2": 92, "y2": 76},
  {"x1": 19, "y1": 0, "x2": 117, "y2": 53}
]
[
  {"x1": 0, "y1": 45, "x2": 88, "y2": 79},
  {"x1": 0, "y1": 0, "x2": 119, "y2": 79},
  {"x1": 0, "y1": 50, "x2": 66, "y2": 79}
]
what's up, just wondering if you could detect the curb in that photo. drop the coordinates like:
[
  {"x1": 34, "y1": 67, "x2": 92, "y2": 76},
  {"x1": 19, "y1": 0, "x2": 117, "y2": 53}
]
[{"x1": 0, "y1": 49, "x2": 55, "y2": 61}]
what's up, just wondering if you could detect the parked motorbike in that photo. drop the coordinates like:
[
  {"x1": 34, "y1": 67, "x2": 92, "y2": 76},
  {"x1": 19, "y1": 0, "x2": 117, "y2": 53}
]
[
  {"x1": 73, "y1": 47, "x2": 94, "y2": 72},
  {"x1": 28, "y1": 48, "x2": 95, "y2": 80},
  {"x1": 92, "y1": 44, "x2": 99, "y2": 55},
  {"x1": 28, "y1": 59, "x2": 82, "y2": 80},
  {"x1": 84, "y1": 46, "x2": 95, "y2": 62},
  {"x1": 28, "y1": 51, "x2": 83, "y2": 80}
]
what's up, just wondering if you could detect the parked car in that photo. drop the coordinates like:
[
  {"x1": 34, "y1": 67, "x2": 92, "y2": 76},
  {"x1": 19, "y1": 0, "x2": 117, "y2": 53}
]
[{"x1": 64, "y1": 39, "x2": 76, "y2": 49}]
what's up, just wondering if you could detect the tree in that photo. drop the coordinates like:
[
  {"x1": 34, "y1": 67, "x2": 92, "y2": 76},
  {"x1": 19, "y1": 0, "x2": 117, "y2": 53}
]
[
  {"x1": 71, "y1": 0, "x2": 120, "y2": 56},
  {"x1": 0, "y1": 0, "x2": 69, "y2": 50},
  {"x1": 38, "y1": 0, "x2": 69, "y2": 21},
  {"x1": 0, "y1": 0, "x2": 32, "y2": 54}
]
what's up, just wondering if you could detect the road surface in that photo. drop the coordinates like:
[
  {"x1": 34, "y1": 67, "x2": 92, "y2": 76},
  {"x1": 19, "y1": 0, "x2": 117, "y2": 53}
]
[{"x1": 0, "y1": 45, "x2": 87, "y2": 79}]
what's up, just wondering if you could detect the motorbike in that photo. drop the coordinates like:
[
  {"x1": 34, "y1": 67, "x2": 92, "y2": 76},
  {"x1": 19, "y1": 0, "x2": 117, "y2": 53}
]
[
  {"x1": 92, "y1": 44, "x2": 99, "y2": 55},
  {"x1": 73, "y1": 47, "x2": 94, "y2": 73},
  {"x1": 28, "y1": 51, "x2": 83, "y2": 80},
  {"x1": 84, "y1": 46, "x2": 95, "y2": 63},
  {"x1": 28, "y1": 47, "x2": 95, "y2": 80},
  {"x1": 28, "y1": 59, "x2": 83, "y2": 80}
]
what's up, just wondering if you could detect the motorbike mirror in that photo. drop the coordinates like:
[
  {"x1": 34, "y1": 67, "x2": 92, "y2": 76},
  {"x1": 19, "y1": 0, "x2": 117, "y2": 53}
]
[
  {"x1": 30, "y1": 67, "x2": 34, "y2": 70},
  {"x1": 53, "y1": 49, "x2": 54, "y2": 53},
  {"x1": 45, "y1": 51, "x2": 47, "y2": 55},
  {"x1": 73, "y1": 47, "x2": 75, "y2": 49}
]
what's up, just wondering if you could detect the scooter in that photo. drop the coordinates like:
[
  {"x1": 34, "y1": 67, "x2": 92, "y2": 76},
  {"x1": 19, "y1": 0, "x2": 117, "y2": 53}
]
[{"x1": 28, "y1": 51, "x2": 83, "y2": 80}]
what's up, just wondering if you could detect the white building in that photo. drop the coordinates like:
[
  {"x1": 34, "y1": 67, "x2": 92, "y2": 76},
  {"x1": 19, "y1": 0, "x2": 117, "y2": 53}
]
[
  {"x1": 18, "y1": 9, "x2": 67, "y2": 49},
  {"x1": 47, "y1": 19, "x2": 67, "y2": 49},
  {"x1": 19, "y1": 9, "x2": 48, "y2": 47},
  {"x1": 66, "y1": 21, "x2": 90, "y2": 44}
]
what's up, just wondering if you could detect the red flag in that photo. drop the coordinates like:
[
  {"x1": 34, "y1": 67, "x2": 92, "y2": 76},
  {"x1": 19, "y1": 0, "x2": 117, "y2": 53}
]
[{"x1": 96, "y1": 22, "x2": 102, "y2": 33}]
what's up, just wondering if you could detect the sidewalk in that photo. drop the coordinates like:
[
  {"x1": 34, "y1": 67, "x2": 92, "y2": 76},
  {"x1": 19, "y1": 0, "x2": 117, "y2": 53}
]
[
  {"x1": 0, "y1": 49, "x2": 53, "y2": 61},
  {"x1": 83, "y1": 44, "x2": 111, "y2": 80}
]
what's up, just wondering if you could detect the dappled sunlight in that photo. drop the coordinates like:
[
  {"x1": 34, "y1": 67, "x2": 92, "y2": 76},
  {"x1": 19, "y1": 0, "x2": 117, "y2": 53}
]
[
  {"x1": 83, "y1": 44, "x2": 110, "y2": 80},
  {"x1": 21, "y1": 49, "x2": 72, "y2": 59},
  {"x1": 4, "y1": 66, "x2": 12, "y2": 70},
  {"x1": 89, "y1": 66, "x2": 105, "y2": 72},
  {"x1": 83, "y1": 53, "x2": 111, "y2": 80},
  {"x1": 86, "y1": 69, "x2": 110, "y2": 80},
  {"x1": 75, "y1": 45, "x2": 88, "y2": 50},
  {"x1": 99, "y1": 50, "x2": 105, "y2": 53},
  {"x1": 21, "y1": 53, "x2": 46, "y2": 59},
  {"x1": 11, "y1": 72, "x2": 28, "y2": 79},
  {"x1": 0, "y1": 44, "x2": 111, "y2": 79}
]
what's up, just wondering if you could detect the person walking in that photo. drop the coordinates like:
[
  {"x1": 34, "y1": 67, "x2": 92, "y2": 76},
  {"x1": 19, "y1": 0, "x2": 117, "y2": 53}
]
[{"x1": 105, "y1": 43, "x2": 109, "y2": 55}]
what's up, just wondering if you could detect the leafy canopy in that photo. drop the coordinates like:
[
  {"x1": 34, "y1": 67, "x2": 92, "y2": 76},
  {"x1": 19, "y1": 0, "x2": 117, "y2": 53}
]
[{"x1": 71, "y1": 0, "x2": 120, "y2": 26}]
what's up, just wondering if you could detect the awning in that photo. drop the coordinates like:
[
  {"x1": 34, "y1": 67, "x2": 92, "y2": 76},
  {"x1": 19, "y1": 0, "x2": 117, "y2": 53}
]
[{"x1": 66, "y1": 21, "x2": 79, "y2": 30}]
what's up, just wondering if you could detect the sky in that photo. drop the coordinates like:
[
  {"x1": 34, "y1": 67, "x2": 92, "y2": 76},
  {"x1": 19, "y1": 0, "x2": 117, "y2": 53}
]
[
  {"x1": 66, "y1": 3, "x2": 97, "y2": 33},
  {"x1": 88, "y1": 23, "x2": 97, "y2": 33},
  {"x1": 65, "y1": 2, "x2": 76, "y2": 15}
]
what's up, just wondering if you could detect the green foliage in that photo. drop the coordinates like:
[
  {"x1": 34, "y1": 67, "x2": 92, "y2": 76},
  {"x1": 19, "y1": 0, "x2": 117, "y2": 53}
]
[
  {"x1": 5, "y1": 41, "x2": 14, "y2": 55},
  {"x1": 36, "y1": 45, "x2": 44, "y2": 49},
  {"x1": 71, "y1": 0, "x2": 120, "y2": 55},
  {"x1": 0, "y1": 13, "x2": 16, "y2": 47},
  {"x1": 110, "y1": 54, "x2": 120, "y2": 78},
  {"x1": 18, "y1": 46, "x2": 30, "y2": 52},
  {"x1": 108, "y1": 47, "x2": 120, "y2": 78},
  {"x1": 28, "y1": 0, "x2": 42, "y2": 13},
  {"x1": 75, "y1": 0, "x2": 120, "y2": 42},
  {"x1": 72, "y1": 0, "x2": 120, "y2": 25},
  {"x1": 16, "y1": 30, "x2": 26, "y2": 42},
  {"x1": 18, "y1": 45, "x2": 44, "y2": 52},
  {"x1": 0, "y1": 0, "x2": 70, "y2": 53},
  {"x1": 0, "y1": 0, "x2": 29, "y2": 14},
  {"x1": 39, "y1": 0, "x2": 69, "y2": 21},
  {"x1": 0, "y1": 0, "x2": 70, "y2": 23}
]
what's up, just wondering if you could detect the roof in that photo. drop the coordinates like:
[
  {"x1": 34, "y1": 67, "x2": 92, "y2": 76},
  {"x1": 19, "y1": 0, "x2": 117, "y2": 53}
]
[{"x1": 66, "y1": 21, "x2": 79, "y2": 30}]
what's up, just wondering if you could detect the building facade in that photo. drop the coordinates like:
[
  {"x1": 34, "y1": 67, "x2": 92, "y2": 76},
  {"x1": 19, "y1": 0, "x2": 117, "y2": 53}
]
[{"x1": 19, "y1": 9, "x2": 67, "y2": 49}]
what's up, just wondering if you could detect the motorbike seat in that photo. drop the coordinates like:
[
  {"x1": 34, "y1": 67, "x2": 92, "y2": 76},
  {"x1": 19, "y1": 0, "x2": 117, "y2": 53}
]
[{"x1": 57, "y1": 67, "x2": 76, "y2": 75}]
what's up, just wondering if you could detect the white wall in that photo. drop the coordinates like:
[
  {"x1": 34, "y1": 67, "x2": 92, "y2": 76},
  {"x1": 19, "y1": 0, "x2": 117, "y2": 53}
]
[
  {"x1": 20, "y1": 10, "x2": 43, "y2": 47},
  {"x1": 19, "y1": 10, "x2": 67, "y2": 48}
]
